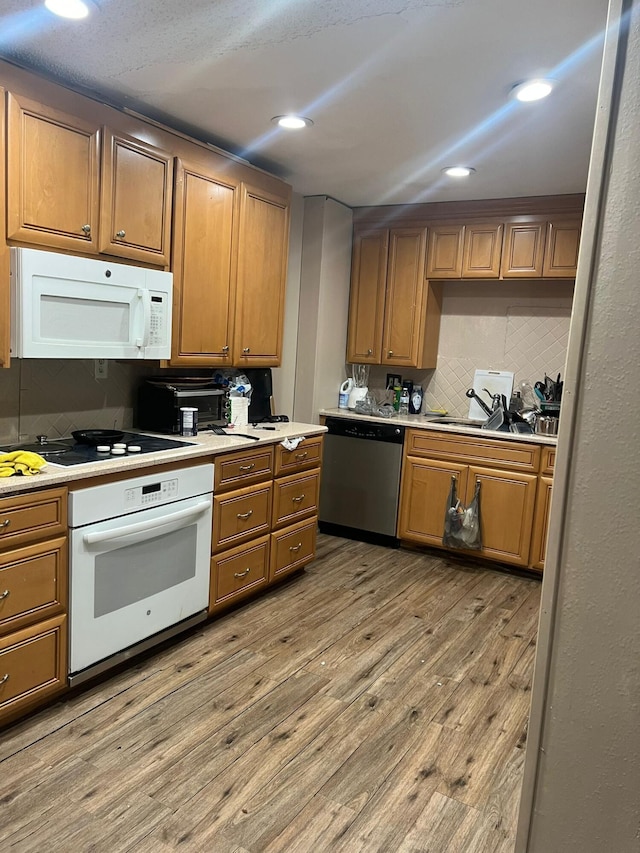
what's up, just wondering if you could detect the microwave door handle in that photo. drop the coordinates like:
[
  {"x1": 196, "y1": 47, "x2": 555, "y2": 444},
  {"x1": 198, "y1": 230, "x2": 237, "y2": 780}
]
[
  {"x1": 82, "y1": 500, "x2": 211, "y2": 551},
  {"x1": 136, "y1": 289, "x2": 151, "y2": 350}
]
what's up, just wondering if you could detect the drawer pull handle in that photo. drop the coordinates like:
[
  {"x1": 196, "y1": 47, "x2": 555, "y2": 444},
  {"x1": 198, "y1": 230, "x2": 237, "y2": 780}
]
[
  {"x1": 237, "y1": 510, "x2": 254, "y2": 520},
  {"x1": 295, "y1": 452, "x2": 308, "y2": 460},
  {"x1": 0, "y1": 674, "x2": 8, "y2": 685},
  {"x1": 239, "y1": 464, "x2": 255, "y2": 472},
  {"x1": 0, "y1": 590, "x2": 9, "y2": 600},
  {"x1": 234, "y1": 568, "x2": 251, "y2": 579},
  {"x1": 291, "y1": 494, "x2": 305, "y2": 503},
  {"x1": 289, "y1": 542, "x2": 302, "y2": 553},
  {"x1": 0, "y1": 519, "x2": 10, "y2": 529}
]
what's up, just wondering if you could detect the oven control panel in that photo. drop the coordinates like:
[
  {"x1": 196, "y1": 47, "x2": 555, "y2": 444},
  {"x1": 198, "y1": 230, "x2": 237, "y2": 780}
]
[{"x1": 125, "y1": 478, "x2": 179, "y2": 508}]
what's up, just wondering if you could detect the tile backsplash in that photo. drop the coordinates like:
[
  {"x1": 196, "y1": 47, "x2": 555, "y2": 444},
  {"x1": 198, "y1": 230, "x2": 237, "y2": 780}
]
[
  {"x1": 366, "y1": 280, "x2": 574, "y2": 416},
  {"x1": 0, "y1": 359, "x2": 158, "y2": 445}
]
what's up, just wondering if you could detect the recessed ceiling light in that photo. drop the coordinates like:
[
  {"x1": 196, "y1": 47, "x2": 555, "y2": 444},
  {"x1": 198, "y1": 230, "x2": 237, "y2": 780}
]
[
  {"x1": 442, "y1": 166, "x2": 476, "y2": 178},
  {"x1": 44, "y1": 0, "x2": 96, "y2": 18},
  {"x1": 510, "y1": 79, "x2": 555, "y2": 102},
  {"x1": 271, "y1": 115, "x2": 313, "y2": 130}
]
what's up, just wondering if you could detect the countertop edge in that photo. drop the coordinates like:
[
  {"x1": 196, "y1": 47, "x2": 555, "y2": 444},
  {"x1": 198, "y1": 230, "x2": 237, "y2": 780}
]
[
  {"x1": 0, "y1": 423, "x2": 327, "y2": 497},
  {"x1": 318, "y1": 408, "x2": 558, "y2": 446}
]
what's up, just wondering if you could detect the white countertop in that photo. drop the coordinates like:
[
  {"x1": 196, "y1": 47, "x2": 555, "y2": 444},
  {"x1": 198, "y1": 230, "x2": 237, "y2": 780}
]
[
  {"x1": 0, "y1": 422, "x2": 327, "y2": 497},
  {"x1": 319, "y1": 408, "x2": 558, "y2": 446}
]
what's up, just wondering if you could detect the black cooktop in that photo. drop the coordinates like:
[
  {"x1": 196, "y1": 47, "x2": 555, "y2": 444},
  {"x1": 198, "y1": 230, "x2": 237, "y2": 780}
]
[{"x1": 5, "y1": 432, "x2": 196, "y2": 467}]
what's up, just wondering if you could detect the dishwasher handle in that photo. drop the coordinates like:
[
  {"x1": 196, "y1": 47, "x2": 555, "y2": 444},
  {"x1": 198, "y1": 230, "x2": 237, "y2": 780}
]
[
  {"x1": 83, "y1": 499, "x2": 211, "y2": 550},
  {"x1": 324, "y1": 416, "x2": 405, "y2": 444}
]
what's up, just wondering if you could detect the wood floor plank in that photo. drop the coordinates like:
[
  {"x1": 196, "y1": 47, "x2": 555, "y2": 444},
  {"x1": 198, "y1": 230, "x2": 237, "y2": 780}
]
[{"x1": 0, "y1": 534, "x2": 539, "y2": 852}]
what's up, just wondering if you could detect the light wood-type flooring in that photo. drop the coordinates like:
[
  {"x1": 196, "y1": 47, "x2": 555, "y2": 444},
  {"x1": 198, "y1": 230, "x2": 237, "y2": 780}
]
[{"x1": 0, "y1": 534, "x2": 541, "y2": 852}]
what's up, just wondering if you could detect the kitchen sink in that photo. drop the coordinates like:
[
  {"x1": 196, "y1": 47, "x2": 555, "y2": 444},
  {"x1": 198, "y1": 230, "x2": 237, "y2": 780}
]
[{"x1": 427, "y1": 416, "x2": 485, "y2": 427}]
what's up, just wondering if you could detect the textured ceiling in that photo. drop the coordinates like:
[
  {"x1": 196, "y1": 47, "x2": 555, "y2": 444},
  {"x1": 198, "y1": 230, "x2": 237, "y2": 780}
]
[{"x1": 0, "y1": 0, "x2": 610, "y2": 206}]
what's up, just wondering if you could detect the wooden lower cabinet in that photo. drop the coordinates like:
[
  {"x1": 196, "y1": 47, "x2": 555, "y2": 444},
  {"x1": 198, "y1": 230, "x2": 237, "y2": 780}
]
[
  {"x1": 209, "y1": 437, "x2": 323, "y2": 613},
  {"x1": 530, "y1": 476, "x2": 554, "y2": 571},
  {"x1": 270, "y1": 518, "x2": 317, "y2": 582},
  {"x1": 398, "y1": 429, "x2": 551, "y2": 570},
  {"x1": 467, "y1": 465, "x2": 537, "y2": 566},
  {"x1": 209, "y1": 535, "x2": 270, "y2": 612},
  {"x1": 0, "y1": 614, "x2": 67, "y2": 726},
  {"x1": 398, "y1": 457, "x2": 468, "y2": 547}
]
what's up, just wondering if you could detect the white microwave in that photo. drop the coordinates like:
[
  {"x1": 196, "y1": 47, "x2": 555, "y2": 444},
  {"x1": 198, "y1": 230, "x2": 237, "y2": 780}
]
[{"x1": 10, "y1": 247, "x2": 173, "y2": 360}]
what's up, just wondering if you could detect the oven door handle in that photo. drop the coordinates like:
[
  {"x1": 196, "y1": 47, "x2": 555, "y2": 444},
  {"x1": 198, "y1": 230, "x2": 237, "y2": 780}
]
[{"x1": 82, "y1": 500, "x2": 211, "y2": 549}]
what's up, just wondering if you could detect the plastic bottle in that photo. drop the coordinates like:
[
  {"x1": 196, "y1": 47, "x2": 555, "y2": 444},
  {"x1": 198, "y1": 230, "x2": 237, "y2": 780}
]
[
  {"x1": 399, "y1": 387, "x2": 410, "y2": 415},
  {"x1": 339, "y1": 378, "x2": 354, "y2": 408},
  {"x1": 409, "y1": 386, "x2": 424, "y2": 415}
]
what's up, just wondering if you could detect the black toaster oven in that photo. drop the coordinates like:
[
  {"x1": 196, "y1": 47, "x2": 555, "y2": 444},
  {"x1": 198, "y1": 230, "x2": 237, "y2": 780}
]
[{"x1": 136, "y1": 378, "x2": 227, "y2": 434}]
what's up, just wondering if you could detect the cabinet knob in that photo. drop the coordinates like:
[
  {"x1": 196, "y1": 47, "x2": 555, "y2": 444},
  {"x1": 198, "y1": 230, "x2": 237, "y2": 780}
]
[
  {"x1": 0, "y1": 589, "x2": 9, "y2": 600},
  {"x1": 388, "y1": 350, "x2": 394, "y2": 357},
  {"x1": 222, "y1": 345, "x2": 229, "y2": 353},
  {"x1": 115, "y1": 230, "x2": 126, "y2": 239},
  {"x1": 367, "y1": 348, "x2": 372, "y2": 355},
  {"x1": 243, "y1": 347, "x2": 250, "y2": 354},
  {"x1": 81, "y1": 224, "x2": 91, "y2": 234}
]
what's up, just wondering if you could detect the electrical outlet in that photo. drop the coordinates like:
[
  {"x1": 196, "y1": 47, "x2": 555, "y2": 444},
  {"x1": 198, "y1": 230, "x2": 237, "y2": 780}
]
[
  {"x1": 386, "y1": 373, "x2": 402, "y2": 390},
  {"x1": 94, "y1": 359, "x2": 108, "y2": 380}
]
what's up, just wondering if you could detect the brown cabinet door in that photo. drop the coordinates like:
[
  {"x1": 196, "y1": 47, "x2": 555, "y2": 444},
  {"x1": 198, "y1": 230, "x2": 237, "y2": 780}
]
[
  {"x1": 6, "y1": 93, "x2": 100, "y2": 252},
  {"x1": 501, "y1": 222, "x2": 546, "y2": 277},
  {"x1": 426, "y1": 224, "x2": 464, "y2": 278},
  {"x1": 0, "y1": 487, "x2": 67, "y2": 551},
  {"x1": 346, "y1": 229, "x2": 388, "y2": 363},
  {"x1": 0, "y1": 86, "x2": 9, "y2": 367},
  {"x1": 0, "y1": 537, "x2": 67, "y2": 636},
  {"x1": 462, "y1": 223, "x2": 503, "y2": 278},
  {"x1": 210, "y1": 535, "x2": 269, "y2": 612},
  {"x1": 212, "y1": 482, "x2": 272, "y2": 553},
  {"x1": 381, "y1": 228, "x2": 427, "y2": 366},
  {"x1": 529, "y1": 475, "x2": 553, "y2": 571},
  {"x1": 543, "y1": 220, "x2": 581, "y2": 278},
  {"x1": 270, "y1": 518, "x2": 317, "y2": 582},
  {"x1": 466, "y1": 465, "x2": 538, "y2": 566},
  {"x1": 271, "y1": 469, "x2": 320, "y2": 530},
  {"x1": 0, "y1": 615, "x2": 67, "y2": 727},
  {"x1": 398, "y1": 456, "x2": 469, "y2": 547},
  {"x1": 170, "y1": 160, "x2": 237, "y2": 365},
  {"x1": 99, "y1": 129, "x2": 173, "y2": 264},
  {"x1": 233, "y1": 183, "x2": 290, "y2": 366}
]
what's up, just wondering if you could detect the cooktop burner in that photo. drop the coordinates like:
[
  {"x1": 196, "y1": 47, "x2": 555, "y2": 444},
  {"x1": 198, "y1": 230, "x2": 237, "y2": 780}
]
[{"x1": 4, "y1": 432, "x2": 196, "y2": 467}]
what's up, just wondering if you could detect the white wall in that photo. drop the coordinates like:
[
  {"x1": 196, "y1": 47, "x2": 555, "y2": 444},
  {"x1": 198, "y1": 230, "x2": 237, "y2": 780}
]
[
  {"x1": 293, "y1": 196, "x2": 353, "y2": 422},
  {"x1": 518, "y1": 1, "x2": 640, "y2": 850}
]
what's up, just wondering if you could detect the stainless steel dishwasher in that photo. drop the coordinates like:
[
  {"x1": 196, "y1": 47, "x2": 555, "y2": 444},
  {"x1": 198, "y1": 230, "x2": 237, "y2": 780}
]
[{"x1": 319, "y1": 416, "x2": 405, "y2": 544}]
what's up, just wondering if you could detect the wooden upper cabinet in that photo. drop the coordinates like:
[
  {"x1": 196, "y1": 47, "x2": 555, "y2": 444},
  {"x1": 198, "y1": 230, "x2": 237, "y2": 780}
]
[
  {"x1": 99, "y1": 129, "x2": 173, "y2": 264},
  {"x1": 382, "y1": 228, "x2": 428, "y2": 366},
  {"x1": 233, "y1": 183, "x2": 290, "y2": 367},
  {"x1": 426, "y1": 224, "x2": 464, "y2": 278},
  {"x1": 6, "y1": 92, "x2": 100, "y2": 252},
  {"x1": 170, "y1": 159, "x2": 237, "y2": 365},
  {"x1": 543, "y1": 220, "x2": 581, "y2": 278},
  {"x1": 462, "y1": 223, "x2": 503, "y2": 278},
  {"x1": 501, "y1": 222, "x2": 546, "y2": 277},
  {"x1": 0, "y1": 86, "x2": 9, "y2": 368},
  {"x1": 346, "y1": 229, "x2": 388, "y2": 363}
]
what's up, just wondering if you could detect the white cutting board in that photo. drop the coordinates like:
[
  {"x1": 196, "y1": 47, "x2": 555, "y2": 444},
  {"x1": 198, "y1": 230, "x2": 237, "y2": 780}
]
[{"x1": 468, "y1": 370, "x2": 514, "y2": 419}]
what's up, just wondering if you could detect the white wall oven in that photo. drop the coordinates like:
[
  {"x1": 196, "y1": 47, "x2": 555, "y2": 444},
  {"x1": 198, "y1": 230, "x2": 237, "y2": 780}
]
[{"x1": 68, "y1": 463, "x2": 213, "y2": 685}]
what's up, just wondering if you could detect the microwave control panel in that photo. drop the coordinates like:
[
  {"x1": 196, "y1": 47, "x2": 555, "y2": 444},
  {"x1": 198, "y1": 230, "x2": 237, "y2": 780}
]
[{"x1": 149, "y1": 294, "x2": 168, "y2": 346}]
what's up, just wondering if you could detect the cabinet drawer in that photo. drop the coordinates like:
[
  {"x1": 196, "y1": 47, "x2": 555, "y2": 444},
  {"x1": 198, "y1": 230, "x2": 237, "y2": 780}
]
[
  {"x1": 274, "y1": 436, "x2": 323, "y2": 477},
  {"x1": 0, "y1": 615, "x2": 67, "y2": 725},
  {"x1": 407, "y1": 429, "x2": 540, "y2": 473},
  {"x1": 0, "y1": 537, "x2": 67, "y2": 636},
  {"x1": 270, "y1": 518, "x2": 317, "y2": 582},
  {"x1": 210, "y1": 535, "x2": 269, "y2": 611},
  {"x1": 214, "y1": 446, "x2": 274, "y2": 493},
  {"x1": 272, "y1": 470, "x2": 320, "y2": 530},
  {"x1": 212, "y1": 482, "x2": 272, "y2": 552},
  {"x1": 0, "y1": 488, "x2": 67, "y2": 551},
  {"x1": 540, "y1": 446, "x2": 556, "y2": 475}
]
